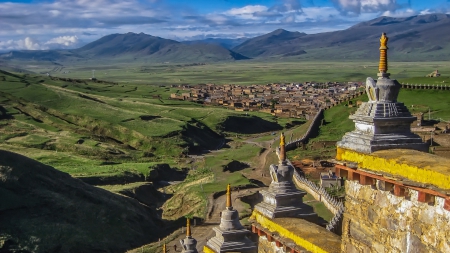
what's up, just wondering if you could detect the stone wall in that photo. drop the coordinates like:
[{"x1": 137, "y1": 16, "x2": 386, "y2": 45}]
[
  {"x1": 401, "y1": 83, "x2": 450, "y2": 90},
  {"x1": 342, "y1": 180, "x2": 450, "y2": 253},
  {"x1": 292, "y1": 171, "x2": 342, "y2": 215},
  {"x1": 291, "y1": 166, "x2": 344, "y2": 235},
  {"x1": 258, "y1": 236, "x2": 280, "y2": 253},
  {"x1": 284, "y1": 109, "x2": 324, "y2": 151}
]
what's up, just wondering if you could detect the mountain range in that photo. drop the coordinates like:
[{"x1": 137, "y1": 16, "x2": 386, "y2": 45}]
[
  {"x1": 1, "y1": 13, "x2": 450, "y2": 63},
  {"x1": 232, "y1": 13, "x2": 450, "y2": 60}
]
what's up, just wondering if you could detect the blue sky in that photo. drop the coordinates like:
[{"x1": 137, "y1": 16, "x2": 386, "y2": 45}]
[{"x1": 0, "y1": 0, "x2": 448, "y2": 51}]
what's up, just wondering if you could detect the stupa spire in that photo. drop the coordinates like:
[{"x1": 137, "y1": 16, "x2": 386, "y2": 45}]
[
  {"x1": 378, "y1": 33, "x2": 389, "y2": 76},
  {"x1": 186, "y1": 218, "x2": 191, "y2": 237},
  {"x1": 163, "y1": 244, "x2": 166, "y2": 253},
  {"x1": 226, "y1": 183, "x2": 232, "y2": 210},
  {"x1": 279, "y1": 132, "x2": 286, "y2": 162}
]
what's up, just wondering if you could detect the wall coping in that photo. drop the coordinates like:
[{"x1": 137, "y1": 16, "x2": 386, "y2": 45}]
[
  {"x1": 336, "y1": 147, "x2": 450, "y2": 191},
  {"x1": 250, "y1": 210, "x2": 341, "y2": 253}
]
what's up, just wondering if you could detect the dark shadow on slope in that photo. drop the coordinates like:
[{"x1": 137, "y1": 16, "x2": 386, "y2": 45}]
[
  {"x1": 219, "y1": 115, "x2": 282, "y2": 134},
  {"x1": 0, "y1": 105, "x2": 14, "y2": 120},
  {"x1": 0, "y1": 149, "x2": 161, "y2": 253},
  {"x1": 78, "y1": 93, "x2": 105, "y2": 104},
  {"x1": 222, "y1": 160, "x2": 250, "y2": 172},
  {"x1": 182, "y1": 120, "x2": 223, "y2": 154},
  {"x1": 139, "y1": 115, "x2": 161, "y2": 121},
  {"x1": 147, "y1": 164, "x2": 188, "y2": 182}
]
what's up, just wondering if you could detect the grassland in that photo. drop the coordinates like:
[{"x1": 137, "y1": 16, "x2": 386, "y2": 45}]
[
  {"x1": 0, "y1": 70, "x2": 294, "y2": 179},
  {"x1": 2, "y1": 61, "x2": 448, "y2": 169},
  {"x1": 9, "y1": 60, "x2": 450, "y2": 85},
  {"x1": 2, "y1": 59, "x2": 450, "y2": 230}
]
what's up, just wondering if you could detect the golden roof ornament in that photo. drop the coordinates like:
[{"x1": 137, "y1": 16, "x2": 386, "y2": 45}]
[
  {"x1": 186, "y1": 218, "x2": 191, "y2": 237},
  {"x1": 163, "y1": 244, "x2": 166, "y2": 253},
  {"x1": 279, "y1": 132, "x2": 286, "y2": 162},
  {"x1": 226, "y1": 184, "x2": 232, "y2": 209},
  {"x1": 378, "y1": 33, "x2": 389, "y2": 75}
]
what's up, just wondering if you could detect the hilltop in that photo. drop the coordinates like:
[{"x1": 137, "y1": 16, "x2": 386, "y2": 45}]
[
  {"x1": 232, "y1": 29, "x2": 307, "y2": 58},
  {"x1": 0, "y1": 149, "x2": 161, "y2": 253}
]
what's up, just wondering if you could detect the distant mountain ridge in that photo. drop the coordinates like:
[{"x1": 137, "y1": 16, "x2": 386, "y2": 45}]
[
  {"x1": 1, "y1": 13, "x2": 450, "y2": 62},
  {"x1": 232, "y1": 29, "x2": 307, "y2": 58},
  {"x1": 74, "y1": 32, "x2": 178, "y2": 57},
  {"x1": 232, "y1": 13, "x2": 450, "y2": 60},
  {"x1": 181, "y1": 37, "x2": 249, "y2": 49},
  {"x1": 0, "y1": 32, "x2": 249, "y2": 62}
]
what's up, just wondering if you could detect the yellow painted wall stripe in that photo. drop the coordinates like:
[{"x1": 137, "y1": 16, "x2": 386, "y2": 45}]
[
  {"x1": 336, "y1": 147, "x2": 450, "y2": 190},
  {"x1": 251, "y1": 211, "x2": 330, "y2": 253},
  {"x1": 203, "y1": 245, "x2": 216, "y2": 253}
]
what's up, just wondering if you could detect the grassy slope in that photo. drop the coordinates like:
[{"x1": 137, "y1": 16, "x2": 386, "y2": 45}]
[
  {"x1": 0, "y1": 71, "x2": 287, "y2": 179},
  {"x1": 162, "y1": 140, "x2": 262, "y2": 219},
  {"x1": 0, "y1": 150, "x2": 161, "y2": 253}
]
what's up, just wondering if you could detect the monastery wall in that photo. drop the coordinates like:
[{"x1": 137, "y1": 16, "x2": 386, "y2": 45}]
[
  {"x1": 337, "y1": 148, "x2": 450, "y2": 253},
  {"x1": 251, "y1": 211, "x2": 341, "y2": 253},
  {"x1": 343, "y1": 179, "x2": 450, "y2": 253}
]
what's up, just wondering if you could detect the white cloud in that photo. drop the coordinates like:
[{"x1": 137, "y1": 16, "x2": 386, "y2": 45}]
[
  {"x1": 0, "y1": 37, "x2": 44, "y2": 50},
  {"x1": 419, "y1": 9, "x2": 434, "y2": 15},
  {"x1": 225, "y1": 5, "x2": 268, "y2": 16},
  {"x1": 382, "y1": 8, "x2": 416, "y2": 17},
  {"x1": 45, "y1": 35, "x2": 79, "y2": 47},
  {"x1": 0, "y1": 35, "x2": 81, "y2": 51},
  {"x1": 333, "y1": 0, "x2": 398, "y2": 14}
]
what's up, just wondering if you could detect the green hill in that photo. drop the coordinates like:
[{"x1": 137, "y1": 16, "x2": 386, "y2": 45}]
[{"x1": 0, "y1": 149, "x2": 161, "y2": 253}]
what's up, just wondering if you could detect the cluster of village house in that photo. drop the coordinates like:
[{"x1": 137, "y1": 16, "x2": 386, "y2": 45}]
[{"x1": 170, "y1": 82, "x2": 362, "y2": 119}]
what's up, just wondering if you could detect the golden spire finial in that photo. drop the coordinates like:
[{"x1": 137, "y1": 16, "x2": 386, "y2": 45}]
[
  {"x1": 186, "y1": 218, "x2": 191, "y2": 237},
  {"x1": 226, "y1": 183, "x2": 232, "y2": 208},
  {"x1": 279, "y1": 132, "x2": 286, "y2": 162},
  {"x1": 163, "y1": 244, "x2": 166, "y2": 253},
  {"x1": 379, "y1": 33, "x2": 389, "y2": 74}
]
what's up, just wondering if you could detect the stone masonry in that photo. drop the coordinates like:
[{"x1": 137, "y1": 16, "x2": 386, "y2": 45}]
[{"x1": 342, "y1": 180, "x2": 450, "y2": 253}]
